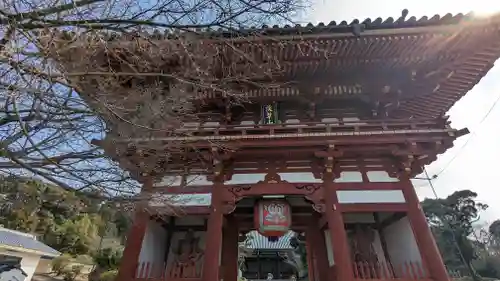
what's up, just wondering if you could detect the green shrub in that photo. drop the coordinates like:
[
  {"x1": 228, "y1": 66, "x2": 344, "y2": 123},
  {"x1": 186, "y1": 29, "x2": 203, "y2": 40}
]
[
  {"x1": 100, "y1": 270, "x2": 118, "y2": 281},
  {"x1": 52, "y1": 255, "x2": 71, "y2": 276},
  {"x1": 61, "y1": 269, "x2": 74, "y2": 281},
  {"x1": 92, "y1": 248, "x2": 122, "y2": 271},
  {"x1": 61, "y1": 264, "x2": 84, "y2": 281},
  {"x1": 74, "y1": 254, "x2": 93, "y2": 265},
  {"x1": 71, "y1": 264, "x2": 84, "y2": 275}
]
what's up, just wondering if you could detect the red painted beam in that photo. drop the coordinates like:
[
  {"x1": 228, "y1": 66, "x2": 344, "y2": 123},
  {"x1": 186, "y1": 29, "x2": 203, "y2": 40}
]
[
  {"x1": 152, "y1": 182, "x2": 402, "y2": 193},
  {"x1": 147, "y1": 202, "x2": 409, "y2": 216},
  {"x1": 119, "y1": 134, "x2": 456, "y2": 149}
]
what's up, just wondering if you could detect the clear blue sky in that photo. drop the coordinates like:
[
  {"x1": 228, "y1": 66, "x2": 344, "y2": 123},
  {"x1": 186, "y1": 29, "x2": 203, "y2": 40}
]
[{"x1": 303, "y1": 0, "x2": 500, "y2": 222}]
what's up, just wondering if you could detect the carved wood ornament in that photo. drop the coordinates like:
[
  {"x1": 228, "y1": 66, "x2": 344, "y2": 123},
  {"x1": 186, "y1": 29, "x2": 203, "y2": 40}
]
[{"x1": 263, "y1": 171, "x2": 282, "y2": 184}]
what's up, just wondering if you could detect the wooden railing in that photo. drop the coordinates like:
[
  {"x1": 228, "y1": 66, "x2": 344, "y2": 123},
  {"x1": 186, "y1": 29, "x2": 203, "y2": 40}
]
[
  {"x1": 352, "y1": 261, "x2": 428, "y2": 280},
  {"x1": 134, "y1": 261, "x2": 201, "y2": 281},
  {"x1": 134, "y1": 260, "x2": 432, "y2": 281},
  {"x1": 172, "y1": 118, "x2": 448, "y2": 138}
]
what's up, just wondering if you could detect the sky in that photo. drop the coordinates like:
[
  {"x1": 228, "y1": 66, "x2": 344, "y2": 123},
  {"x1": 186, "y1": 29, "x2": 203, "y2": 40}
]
[{"x1": 303, "y1": 0, "x2": 500, "y2": 223}]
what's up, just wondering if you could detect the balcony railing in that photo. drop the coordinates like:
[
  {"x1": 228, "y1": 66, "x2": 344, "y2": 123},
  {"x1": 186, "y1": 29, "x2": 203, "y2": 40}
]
[
  {"x1": 352, "y1": 260, "x2": 428, "y2": 280},
  {"x1": 134, "y1": 261, "x2": 201, "y2": 281},
  {"x1": 107, "y1": 118, "x2": 453, "y2": 142},
  {"x1": 174, "y1": 119, "x2": 448, "y2": 138},
  {"x1": 133, "y1": 260, "x2": 435, "y2": 281}
]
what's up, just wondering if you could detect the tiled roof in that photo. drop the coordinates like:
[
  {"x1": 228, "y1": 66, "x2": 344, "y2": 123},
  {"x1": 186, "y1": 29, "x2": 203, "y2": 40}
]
[
  {"x1": 49, "y1": 10, "x2": 500, "y2": 40},
  {"x1": 47, "y1": 10, "x2": 500, "y2": 123},
  {"x1": 0, "y1": 228, "x2": 60, "y2": 257},
  {"x1": 245, "y1": 231, "x2": 295, "y2": 250},
  {"x1": 196, "y1": 10, "x2": 500, "y2": 38}
]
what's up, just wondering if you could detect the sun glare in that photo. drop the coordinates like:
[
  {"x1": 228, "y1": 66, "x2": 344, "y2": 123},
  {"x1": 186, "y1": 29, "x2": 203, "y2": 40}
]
[{"x1": 468, "y1": 1, "x2": 500, "y2": 17}]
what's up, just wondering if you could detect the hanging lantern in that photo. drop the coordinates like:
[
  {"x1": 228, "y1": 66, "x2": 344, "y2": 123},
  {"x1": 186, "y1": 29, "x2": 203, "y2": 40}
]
[{"x1": 254, "y1": 199, "x2": 291, "y2": 237}]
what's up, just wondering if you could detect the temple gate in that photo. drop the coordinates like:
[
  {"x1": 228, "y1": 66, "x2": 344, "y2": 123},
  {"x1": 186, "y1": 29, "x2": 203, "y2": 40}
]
[{"x1": 43, "y1": 9, "x2": 500, "y2": 281}]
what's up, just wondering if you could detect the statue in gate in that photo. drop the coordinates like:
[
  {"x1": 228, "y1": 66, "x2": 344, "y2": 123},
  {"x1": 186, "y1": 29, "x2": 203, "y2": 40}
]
[{"x1": 169, "y1": 229, "x2": 203, "y2": 278}]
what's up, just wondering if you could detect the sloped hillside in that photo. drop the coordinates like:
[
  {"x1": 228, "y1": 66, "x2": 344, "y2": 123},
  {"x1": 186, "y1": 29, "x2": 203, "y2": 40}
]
[{"x1": 0, "y1": 176, "x2": 131, "y2": 255}]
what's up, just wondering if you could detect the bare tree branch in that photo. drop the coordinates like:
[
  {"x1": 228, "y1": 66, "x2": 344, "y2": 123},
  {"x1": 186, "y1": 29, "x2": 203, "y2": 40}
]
[{"x1": 0, "y1": 0, "x2": 307, "y2": 206}]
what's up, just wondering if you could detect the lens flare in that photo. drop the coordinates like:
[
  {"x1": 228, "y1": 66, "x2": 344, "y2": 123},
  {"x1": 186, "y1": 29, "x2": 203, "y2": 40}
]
[{"x1": 469, "y1": 1, "x2": 500, "y2": 17}]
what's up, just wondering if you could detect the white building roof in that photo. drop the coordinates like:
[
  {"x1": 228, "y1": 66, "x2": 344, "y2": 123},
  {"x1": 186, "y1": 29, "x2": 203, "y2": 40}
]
[{"x1": 0, "y1": 227, "x2": 60, "y2": 257}]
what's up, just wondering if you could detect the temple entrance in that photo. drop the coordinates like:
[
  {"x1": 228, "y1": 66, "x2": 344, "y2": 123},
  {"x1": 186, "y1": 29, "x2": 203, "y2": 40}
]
[
  {"x1": 230, "y1": 195, "x2": 426, "y2": 281},
  {"x1": 133, "y1": 194, "x2": 428, "y2": 281},
  {"x1": 235, "y1": 196, "x2": 308, "y2": 280},
  {"x1": 240, "y1": 231, "x2": 303, "y2": 280}
]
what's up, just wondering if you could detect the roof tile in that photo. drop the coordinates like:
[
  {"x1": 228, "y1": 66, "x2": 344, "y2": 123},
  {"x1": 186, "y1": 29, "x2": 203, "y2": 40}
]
[{"x1": 245, "y1": 231, "x2": 295, "y2": 250}]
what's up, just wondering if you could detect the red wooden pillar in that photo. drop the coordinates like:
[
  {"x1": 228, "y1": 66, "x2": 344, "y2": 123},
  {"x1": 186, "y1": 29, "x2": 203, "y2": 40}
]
[
  {"x1": 401, "y1": 178, "x2": 450, "y2": 281},
  {"x1": 307, "y1": 215, "x2": 330, "y2": 281},
  {"x1": 306, "y1": 218, "x2": 324, "y2": 281},
  {"x1": 116, "y1": 210, "x2": 149, "y2": 281},
  {"x1": 222, "y1": 216, "x2": 239, "y2": 281},
  {"x1": 305, "y1": 235, "x2": 315, "y2": 281},
  {"x1": 202, "y1": 178, "x2": 225, "y2": 281},
  {"x1": 323, "y1": 173, "x2": 353, "y2": 281}
]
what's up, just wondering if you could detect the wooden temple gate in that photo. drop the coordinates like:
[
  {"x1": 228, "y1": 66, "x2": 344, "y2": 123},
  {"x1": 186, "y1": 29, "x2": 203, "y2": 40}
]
[
  {"x1": 100, "y1": 115, "x2": 466, "y2": 281},
  {"x1": 121, "y1": 173, "x2": 445, "y2": 281},
  {"x1": 40, "y1": 6, "x2": 500, "y2": 281}
]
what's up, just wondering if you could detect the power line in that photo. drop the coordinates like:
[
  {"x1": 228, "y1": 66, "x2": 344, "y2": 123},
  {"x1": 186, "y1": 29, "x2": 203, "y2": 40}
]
[
  {"x1": 413, "y1": 91, "x2": 500, "y2": 190},
  {"x1": 423, "y1": 167, "x2": 479, "y2": 279},
  {"x1": 432, "y1": 91, "x2": 500, "y2": 179},
  {"x1": 423, "y1": 168, "x2": 441, "y2": 199},
  {"x1": 413, "y1": 91, "x2": 500, "y2": 275}
]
